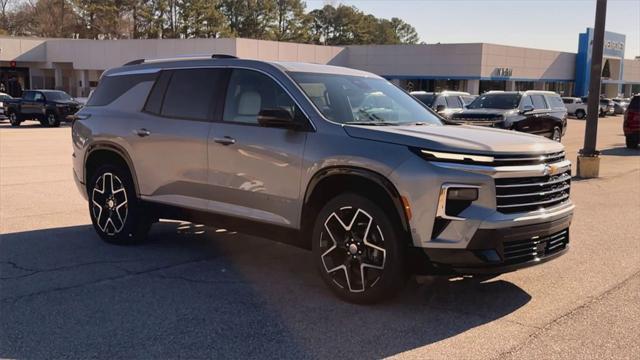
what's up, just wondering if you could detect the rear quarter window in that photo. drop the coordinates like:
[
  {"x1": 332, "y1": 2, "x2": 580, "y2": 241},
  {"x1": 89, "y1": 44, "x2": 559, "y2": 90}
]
[{"x1": 87, "y1": 72, "x2": 157, "y2": 106}]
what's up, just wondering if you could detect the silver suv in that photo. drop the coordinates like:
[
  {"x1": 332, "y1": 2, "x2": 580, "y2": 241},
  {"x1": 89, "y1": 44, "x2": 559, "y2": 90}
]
[{"x1": 72, "y1": 55, "x2": 574, "y2": 303}]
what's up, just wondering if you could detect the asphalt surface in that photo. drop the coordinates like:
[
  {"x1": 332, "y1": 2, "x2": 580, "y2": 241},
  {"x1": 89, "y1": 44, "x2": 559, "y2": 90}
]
[{"x1": 1, "y1": 117, "x2": 639, "y2": 359}]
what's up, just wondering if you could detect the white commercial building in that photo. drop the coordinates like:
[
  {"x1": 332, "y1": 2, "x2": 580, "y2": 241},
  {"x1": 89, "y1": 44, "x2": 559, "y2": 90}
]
[{"x1": 1, "y1": 29, "x2": 639, "y2": 99}]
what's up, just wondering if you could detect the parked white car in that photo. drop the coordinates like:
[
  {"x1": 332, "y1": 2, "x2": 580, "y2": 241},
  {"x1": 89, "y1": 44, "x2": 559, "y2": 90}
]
[
  {"x1": 0, "y1": 92, "x2": 13, "y2": 120},
  {"x1": 562, "y1": 97, "x2": 587, "y2": 119}
]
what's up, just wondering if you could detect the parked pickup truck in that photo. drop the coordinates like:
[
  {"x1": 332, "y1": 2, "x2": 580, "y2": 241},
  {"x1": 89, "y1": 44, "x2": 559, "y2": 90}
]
[
  {"x1": 6, "y1": 90, "x2": 81, "y2": 127},
  {"x1": 562, "y1": 97, "x2": 587, "y2": 119}
]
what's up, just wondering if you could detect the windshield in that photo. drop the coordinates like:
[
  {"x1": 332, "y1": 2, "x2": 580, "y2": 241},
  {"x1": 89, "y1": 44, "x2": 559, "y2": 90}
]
[
  {"x1": 289, "y1": 72, "x2": 442, "y2": 125},
  {"x1": 467, "y1": 93, "x2": 521, "y2": 110},
  {"x1": 412, "y1": 94, "x2": 436, "y2": 107},
  {"x1": 45, "y1": 91, "x2": 73, "y2": 101}
]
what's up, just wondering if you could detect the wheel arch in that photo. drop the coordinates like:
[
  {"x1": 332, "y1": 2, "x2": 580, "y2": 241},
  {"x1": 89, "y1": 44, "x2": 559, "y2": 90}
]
[
  {"x1": 84, "y1": 143, "x2": 140, "y2": 197},
  {"x1": 301, "y1": 166, "x2": 412, "y2": 248}
]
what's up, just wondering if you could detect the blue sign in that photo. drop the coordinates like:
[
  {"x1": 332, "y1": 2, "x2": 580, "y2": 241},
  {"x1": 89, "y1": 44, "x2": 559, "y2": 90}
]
[{"x1": 574, "y1": 28, "x2": 626, "y2": 97}]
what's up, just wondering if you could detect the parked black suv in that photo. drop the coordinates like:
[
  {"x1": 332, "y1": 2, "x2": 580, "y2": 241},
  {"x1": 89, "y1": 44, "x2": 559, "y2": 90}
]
[
  {"x1": 449, "y1": 91, "x2": 567, "y2": 141},
  {"x1": 6, "y1": 90, "x2": 81, "y2": 127}
]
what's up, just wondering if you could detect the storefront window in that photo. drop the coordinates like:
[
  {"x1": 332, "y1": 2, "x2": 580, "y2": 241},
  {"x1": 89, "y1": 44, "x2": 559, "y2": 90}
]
[
  {"x1": 545, "y1": 82, "x2": 574, "y2": 96},
  {"x1": 479, "y1": 80, "x2": 506, "y2": 94}
]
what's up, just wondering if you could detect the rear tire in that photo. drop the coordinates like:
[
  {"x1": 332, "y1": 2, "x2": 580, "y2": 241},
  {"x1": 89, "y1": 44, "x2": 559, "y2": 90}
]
[
  {"x1": 88, "y1": 164, "x2": 151, "y2": 245},
  {"x1": 312, "y1": 193, "x2": 407, "y2": 304},
  {"x1": 575, "y1": 109, "x2": 586, "y2": 119},
  {"x1": 626, "y1": 135, "x2": 639, "y2": 149}
]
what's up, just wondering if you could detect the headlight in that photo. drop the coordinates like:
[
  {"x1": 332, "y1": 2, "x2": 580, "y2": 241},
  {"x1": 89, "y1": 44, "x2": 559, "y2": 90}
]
[{"x1": 418, "y1": 149, "x2": 494, "y2": 163}]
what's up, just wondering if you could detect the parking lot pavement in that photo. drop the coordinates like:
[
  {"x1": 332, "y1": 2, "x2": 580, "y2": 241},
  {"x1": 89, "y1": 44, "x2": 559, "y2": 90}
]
[{"x1": 1, "y1": 117, "x2": 639, "y2": 359}]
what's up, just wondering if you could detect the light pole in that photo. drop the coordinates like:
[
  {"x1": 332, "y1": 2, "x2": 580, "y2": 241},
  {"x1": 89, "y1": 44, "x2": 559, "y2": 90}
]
[{"x1": 577, "y1": 0, "x2": 607, "y2": 178}]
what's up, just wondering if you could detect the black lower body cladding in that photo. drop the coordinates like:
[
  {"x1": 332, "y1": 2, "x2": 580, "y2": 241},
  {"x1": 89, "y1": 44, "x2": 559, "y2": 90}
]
[{"x1": 423, "y1": 215, "x2": 572, "y2": 274}]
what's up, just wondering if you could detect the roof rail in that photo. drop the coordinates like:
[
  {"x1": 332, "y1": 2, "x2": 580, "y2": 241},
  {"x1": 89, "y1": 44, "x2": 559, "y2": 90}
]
[
  {"x1": 123, "y1": 53, "x2": 238, "y2": 66},
  {"x1": 123, "y1": 59, "x2": 145, "y2": 66},
  {"x1": 211, "y1": 54, "x2": 237, "y2": 59}
]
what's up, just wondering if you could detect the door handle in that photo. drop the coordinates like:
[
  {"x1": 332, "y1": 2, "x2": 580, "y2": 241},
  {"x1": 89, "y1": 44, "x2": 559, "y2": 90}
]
[
  {"x1": 134, "y1": 128, "x2": 151, "y2": 137},
  {"x1": 213, "y1": 136, "x2": 236, "y2": 145}
]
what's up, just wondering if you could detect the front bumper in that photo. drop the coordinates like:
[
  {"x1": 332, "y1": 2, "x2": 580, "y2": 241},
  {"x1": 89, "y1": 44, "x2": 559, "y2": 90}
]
[{"x1": 423, "y1": 214, "x2": 571, "y2": 274}]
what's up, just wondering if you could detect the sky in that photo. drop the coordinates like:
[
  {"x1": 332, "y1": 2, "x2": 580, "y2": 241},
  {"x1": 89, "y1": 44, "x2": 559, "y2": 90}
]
[{"x1": 306, "y1": 0, "x2": 640, "y2": 59}]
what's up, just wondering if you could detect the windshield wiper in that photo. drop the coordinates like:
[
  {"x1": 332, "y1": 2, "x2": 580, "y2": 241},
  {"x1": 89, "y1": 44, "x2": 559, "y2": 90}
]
[{"x1": 345, "y1": 121, "x2": 396, "y2": 126}]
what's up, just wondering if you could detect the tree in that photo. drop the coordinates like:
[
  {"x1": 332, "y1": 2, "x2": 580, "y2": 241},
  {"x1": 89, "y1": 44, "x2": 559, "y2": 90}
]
[
  {"x1": 1, "y1": 0, "x2": 420, "y2": 45},
  {"x1": 177, "y1": 0, "x2": 226, "y2": 38},
  {"x1": 273, "y1": 0, "x2": 308, "y2": 42},
  {"x1": 390, "y1": 17, "x2": 419, "y2": 44},
  {"x1": 219, "y1": 0, "x2": 277, "y2": 39}
]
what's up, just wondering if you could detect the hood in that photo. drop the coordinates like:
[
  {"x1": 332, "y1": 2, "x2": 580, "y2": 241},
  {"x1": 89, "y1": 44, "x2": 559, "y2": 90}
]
[
  {"x1": 53, "y1": 99, "x2": 81, "y2": 106},
  {"x1": 456, "y1": 108, "x2": 514, "y2": 115},
  {"x1": 343, "y1": 124, "x2": 563, "y2": 154}
]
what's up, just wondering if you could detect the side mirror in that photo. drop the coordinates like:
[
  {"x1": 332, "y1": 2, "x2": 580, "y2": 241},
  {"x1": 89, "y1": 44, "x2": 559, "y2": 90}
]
[
  {"x1": 521, "y1": 105, "x2": 534, "y2": 114},
  {"x1": 257, "y1": 108, "x2": 297, "y2": 129},
  {"x1": 435, "y1": 104, "x2": 446, "y2": 113}
]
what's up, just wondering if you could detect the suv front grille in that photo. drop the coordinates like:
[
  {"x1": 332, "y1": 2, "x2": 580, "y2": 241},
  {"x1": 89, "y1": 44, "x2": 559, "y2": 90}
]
[
  {"x1": 492, "y1": 151, "x2": 565, "y2": 166},
  {"x1": 495, "y1": 152, "x2": 570, "y2": 213},
  {"x1": 502, "y1": 230, "x2": 568, "y2": 265}
]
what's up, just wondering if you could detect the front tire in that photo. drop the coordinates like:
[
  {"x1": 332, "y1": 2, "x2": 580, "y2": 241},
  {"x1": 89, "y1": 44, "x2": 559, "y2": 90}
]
[
  {"x1": 45, "y1": 112, "x2": 60, "y2": 127},
  {"x1": 8, "y1": 112, "x2": 20, "y2": 127},
  {"x1": 551, "y1": 126, "x2": 562, "y2": 142},
  {"x1": 626, "y1": 134, "x2": 639, "y2": 149},
  {"x1": 312, "y1": 193, "x2": 407, "y2": 304},
  {"x1": 88, "y1": 164, "x2": 151, "y2": 244},
  {"x1": 575, "y1": 109, "x2": 586, "y2": 119}
]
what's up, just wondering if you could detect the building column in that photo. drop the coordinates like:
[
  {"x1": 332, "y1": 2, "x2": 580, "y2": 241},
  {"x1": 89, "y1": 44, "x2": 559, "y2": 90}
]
[
  {"x1": 77, "y1": 69, "x2": 89, "y2": 97},
  {"x1": 505, "y1": 80, "x2": 516, "y2": 91},
  {"x1": 54, "y1": 66, "x2": 63, "y2": 91},
  {"x1": 622, "y1": 84, "x2": 632, "y2": 97},
  {"x1": 466, "y1": 80, "x2": 480, "y2": 95}
]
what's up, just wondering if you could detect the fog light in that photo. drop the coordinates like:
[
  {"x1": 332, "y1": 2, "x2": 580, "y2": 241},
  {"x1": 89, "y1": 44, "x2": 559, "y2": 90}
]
[
  {"x1": 436, "y1": 184, "x2": 480, "y2": 221},
  {"x1": 447, "y1": 188, "x2": 478, "y2": 201}
]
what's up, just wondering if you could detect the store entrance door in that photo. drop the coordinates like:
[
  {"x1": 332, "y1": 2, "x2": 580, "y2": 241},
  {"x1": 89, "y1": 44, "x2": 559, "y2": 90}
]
[{"x1": 0, "y1": 67, "x2": 30, "y2": 97}]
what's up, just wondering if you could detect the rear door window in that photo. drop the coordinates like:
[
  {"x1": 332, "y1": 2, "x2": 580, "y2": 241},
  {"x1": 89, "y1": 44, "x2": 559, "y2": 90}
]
[
  {"x1": 445, "y1": 96, "x2": 463, "y2": 108},
  {"x1": 531, "y1": 95, "x2": 548, "y2": 109},
  {"x1": 143, "y1": 71, "x2": 172, "y2": 115},
  {"x1": 160, "y1": 69, "x2": 223, "y2": 121}
]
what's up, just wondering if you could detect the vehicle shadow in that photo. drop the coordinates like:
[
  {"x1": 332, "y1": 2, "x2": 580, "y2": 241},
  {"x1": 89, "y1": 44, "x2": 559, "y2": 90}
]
[
  {"x1": 0, "y1": 222, "x2": 531, "y2": 359},
  {"x1": 600, "y1": 146, "x2": 640, "y2": 156}
]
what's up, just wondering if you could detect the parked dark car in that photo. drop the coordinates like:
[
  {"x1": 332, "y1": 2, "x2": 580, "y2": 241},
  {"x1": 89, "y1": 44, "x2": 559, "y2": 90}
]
[
  {"x1": 5, "y1": 90, "x2": 81, "y2": 127},
  {"x1": 624, "y1": 95, "x2": 640, "y2": 149},
  {"x1": 410, "y1": 91, "x2": 470, "y2": 119},
  {"x1": 448, "y1": 91, "x2": 567, "y2": 141}
]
